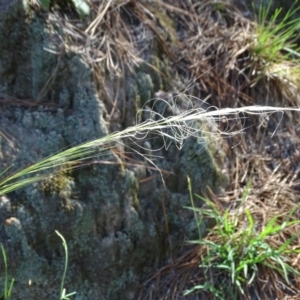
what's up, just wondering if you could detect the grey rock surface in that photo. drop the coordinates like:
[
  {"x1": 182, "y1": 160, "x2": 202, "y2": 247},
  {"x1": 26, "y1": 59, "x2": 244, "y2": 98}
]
[{"x1": 0, "y1": 2, "x2": 226, "y2": 300}]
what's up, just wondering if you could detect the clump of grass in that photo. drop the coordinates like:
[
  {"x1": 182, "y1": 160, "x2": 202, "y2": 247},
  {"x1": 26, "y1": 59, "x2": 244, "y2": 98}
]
[
  {"x1": 252, "y1": 1, "x2": 300, "y2": 64},
  {"x1": 184, "y1": 184, "x2": 300, "y2": 299},
  {"x1": 1, "y1": 245, "x2": 14, "y2": 300}
]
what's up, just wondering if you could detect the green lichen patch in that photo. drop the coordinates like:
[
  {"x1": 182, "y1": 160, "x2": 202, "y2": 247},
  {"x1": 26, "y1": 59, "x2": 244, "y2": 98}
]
[{"x1": 39, "y1": 167, "x2": 71, "y2": 196}]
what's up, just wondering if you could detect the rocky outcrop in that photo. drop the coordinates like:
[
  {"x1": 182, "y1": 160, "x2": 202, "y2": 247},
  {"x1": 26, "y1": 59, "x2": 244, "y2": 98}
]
[{"x1": 0, "y1": 1, "x2": 226, "y2": 299}]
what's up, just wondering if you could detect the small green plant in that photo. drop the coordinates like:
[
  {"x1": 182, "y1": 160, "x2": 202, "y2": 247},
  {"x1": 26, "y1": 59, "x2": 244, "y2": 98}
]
[
  {"x1": 184, "y1": 183, "x2": 300, "y2": 298},
  {"x1": 252, "y1": 1, "x2": 300, "y2": 64},
  {"x1": 1, "y1": 245, "x2": 14, "y2": 300},
  {"x1": 55, "y1": 231, "x2": 76, "y2": 300}
]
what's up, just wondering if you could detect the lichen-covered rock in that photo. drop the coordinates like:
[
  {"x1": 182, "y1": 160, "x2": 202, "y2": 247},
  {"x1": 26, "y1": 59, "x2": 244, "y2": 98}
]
[{"x1": 0, "y1": 2, "x2": 227, "y2": 299}]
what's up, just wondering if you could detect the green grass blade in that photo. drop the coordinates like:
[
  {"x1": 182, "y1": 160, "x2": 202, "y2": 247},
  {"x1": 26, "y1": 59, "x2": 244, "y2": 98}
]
[
  {"x1": 1, "y1": 244, "x2": 14, "y2": 299},
  {"x1": 55, "y1": 230, "x2": 76, "y2": 300},
  {"x1": 187, "y1": 176, "x2": 201, "y2": 240}
]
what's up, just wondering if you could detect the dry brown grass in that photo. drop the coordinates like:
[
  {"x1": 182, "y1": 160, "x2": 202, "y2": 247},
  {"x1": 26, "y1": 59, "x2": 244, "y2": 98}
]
[
  {"x1": 27, "y1": 0, "x2": 300, "y2": 107},
  {"x1": 131, "y1": 1, "x2": 300, "y2": 299}
]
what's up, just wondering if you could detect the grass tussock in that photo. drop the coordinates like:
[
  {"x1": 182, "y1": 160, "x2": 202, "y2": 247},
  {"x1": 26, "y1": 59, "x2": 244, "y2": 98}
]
[{"x1": 137, "y1": 176, "x2": 300, "y2": 299}]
